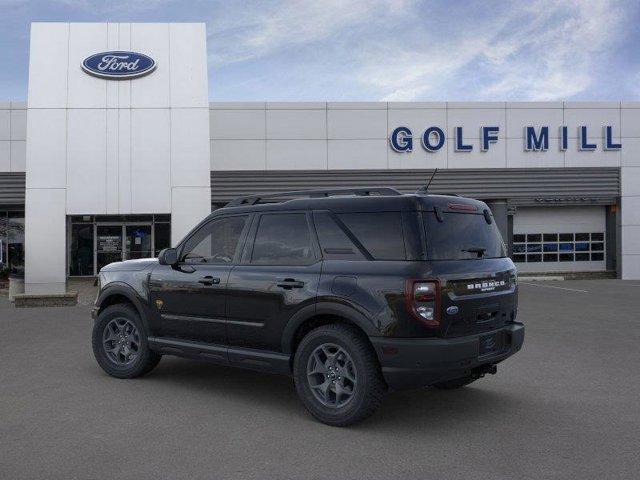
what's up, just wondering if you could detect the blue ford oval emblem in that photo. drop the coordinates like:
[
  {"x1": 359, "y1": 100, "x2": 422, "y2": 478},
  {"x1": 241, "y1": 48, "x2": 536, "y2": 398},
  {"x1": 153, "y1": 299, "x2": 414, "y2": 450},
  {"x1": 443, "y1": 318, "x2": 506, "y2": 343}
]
[
  {"x1": 446, "y1": 306, "x2": 459, "y2": 315},
  {"x1": 82, "y1": 51, "x2": 156, "y2": 80}
]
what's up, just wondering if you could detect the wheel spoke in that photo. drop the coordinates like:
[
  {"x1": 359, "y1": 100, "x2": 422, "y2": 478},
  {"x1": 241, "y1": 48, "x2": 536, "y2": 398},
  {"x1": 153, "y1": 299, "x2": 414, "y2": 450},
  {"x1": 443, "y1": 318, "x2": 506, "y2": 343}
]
[
  {"x1": 103, "y1": 319, "x2": 140, "y2": 366},
  {"x1": 306, "y1": 342, "x2": 357, "y2": 409}
]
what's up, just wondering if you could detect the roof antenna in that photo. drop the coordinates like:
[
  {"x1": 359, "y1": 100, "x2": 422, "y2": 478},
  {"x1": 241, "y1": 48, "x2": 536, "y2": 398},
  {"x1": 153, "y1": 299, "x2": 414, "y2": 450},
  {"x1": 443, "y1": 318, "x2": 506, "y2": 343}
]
[{"x1": 417, "y1": 168, "x2": 438, "y2": 194}]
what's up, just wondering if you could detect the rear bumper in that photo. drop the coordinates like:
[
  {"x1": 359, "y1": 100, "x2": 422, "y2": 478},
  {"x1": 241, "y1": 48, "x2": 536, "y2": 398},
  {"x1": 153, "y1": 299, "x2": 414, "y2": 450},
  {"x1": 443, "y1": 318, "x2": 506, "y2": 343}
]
[{"x1": 370, "y1": 323, "x2": 524, "y2": 391}]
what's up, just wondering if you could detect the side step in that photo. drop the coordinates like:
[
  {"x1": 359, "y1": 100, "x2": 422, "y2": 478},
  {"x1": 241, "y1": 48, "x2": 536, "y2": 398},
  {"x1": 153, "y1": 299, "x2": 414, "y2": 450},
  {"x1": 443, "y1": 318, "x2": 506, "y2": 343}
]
[{"x1": 148, "y1": 337, "x2": 291, "y2": 375}]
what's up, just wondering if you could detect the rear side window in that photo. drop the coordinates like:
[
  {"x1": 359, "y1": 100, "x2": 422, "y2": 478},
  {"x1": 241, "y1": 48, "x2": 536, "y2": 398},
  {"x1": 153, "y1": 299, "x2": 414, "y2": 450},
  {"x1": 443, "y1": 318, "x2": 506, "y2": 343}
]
[
  {"x1": 424, "y1": 211, "x2": 506, "y2": 260},
  {"x1": 313, "y1": 212, "x2": 365, "y2": 260},
  {"x1": 251, "y1": 213, "x2": 315, "y2": 265},
  {"x1": 337, "y1": 212, "x2": 406, "y2": 260}
]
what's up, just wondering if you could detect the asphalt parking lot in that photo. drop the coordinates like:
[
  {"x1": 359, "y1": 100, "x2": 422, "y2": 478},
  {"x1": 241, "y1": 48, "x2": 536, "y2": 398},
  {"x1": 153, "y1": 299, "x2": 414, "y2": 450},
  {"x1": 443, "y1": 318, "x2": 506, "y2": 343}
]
[{"x1": 1, "y1": 280, "x2": 639, "y2": 480}]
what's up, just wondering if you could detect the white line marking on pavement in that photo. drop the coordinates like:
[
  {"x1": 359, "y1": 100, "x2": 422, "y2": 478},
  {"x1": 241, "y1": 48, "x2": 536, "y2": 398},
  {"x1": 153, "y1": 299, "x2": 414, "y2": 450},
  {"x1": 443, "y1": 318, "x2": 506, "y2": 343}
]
[{"x1": 520, "y1": 282, "x2": 589, "y2": 293}]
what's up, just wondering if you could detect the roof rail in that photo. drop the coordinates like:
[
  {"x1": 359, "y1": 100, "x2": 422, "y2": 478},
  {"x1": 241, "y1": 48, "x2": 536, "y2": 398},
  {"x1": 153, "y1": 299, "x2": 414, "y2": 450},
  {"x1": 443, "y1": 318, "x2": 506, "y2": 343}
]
[
  {"x1": 415, "y1": 186, "x2": 462, "y2": 197},
  {"x1": 225, "y1": 187, "x2": 402, "y2": 207}
]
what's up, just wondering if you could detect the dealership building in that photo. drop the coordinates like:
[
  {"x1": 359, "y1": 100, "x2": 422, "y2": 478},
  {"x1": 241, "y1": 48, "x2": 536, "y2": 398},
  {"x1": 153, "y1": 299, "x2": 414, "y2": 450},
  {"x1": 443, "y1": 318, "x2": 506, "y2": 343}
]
[{"x1": 1, "y1": 22, "x2": 640, "y2": 295}]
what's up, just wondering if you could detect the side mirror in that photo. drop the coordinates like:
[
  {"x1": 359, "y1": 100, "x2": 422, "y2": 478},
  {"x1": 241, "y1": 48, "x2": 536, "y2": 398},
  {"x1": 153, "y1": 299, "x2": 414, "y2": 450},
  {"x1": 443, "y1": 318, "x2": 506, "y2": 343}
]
[{"x1": 158, "y1": 248, "x2": 178, "y2": 266}]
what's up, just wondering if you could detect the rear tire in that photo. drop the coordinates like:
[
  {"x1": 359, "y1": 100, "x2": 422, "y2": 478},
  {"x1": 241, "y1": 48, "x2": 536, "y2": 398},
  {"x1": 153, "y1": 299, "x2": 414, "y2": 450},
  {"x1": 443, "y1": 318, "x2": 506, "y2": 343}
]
[
  {"x1": 293, "y1": 324, "x2": 386, "y2": 426},
  {"x1": 92, "y1": 304, "x2": 161, "y2": 379},
  {"x1": 432, "y1": 375, "x2": 476, "y2": 390}
]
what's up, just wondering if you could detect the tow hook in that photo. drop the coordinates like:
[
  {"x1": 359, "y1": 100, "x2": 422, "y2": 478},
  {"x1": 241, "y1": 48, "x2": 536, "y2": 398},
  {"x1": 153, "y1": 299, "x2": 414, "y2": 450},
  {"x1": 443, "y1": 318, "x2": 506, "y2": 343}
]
[{"x1": 472, "y1": 364, "x2": 497, "y2": 379}]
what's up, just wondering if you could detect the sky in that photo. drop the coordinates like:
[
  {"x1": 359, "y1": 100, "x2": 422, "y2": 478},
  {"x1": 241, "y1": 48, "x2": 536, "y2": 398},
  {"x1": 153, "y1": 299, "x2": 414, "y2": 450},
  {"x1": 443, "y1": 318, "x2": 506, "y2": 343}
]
[{"x1": 0, "y1": 0, "x2": 639, "y2": 102}]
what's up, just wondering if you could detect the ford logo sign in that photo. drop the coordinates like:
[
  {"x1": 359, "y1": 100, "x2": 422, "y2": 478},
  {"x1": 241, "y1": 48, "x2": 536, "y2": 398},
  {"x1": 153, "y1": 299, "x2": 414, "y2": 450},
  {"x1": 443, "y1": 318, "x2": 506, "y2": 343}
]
[
  {"x1": 446, "y1": 306, "x2": 459, "y2": 315},
  {"x1": 82, "y1": 51, "x2": 156, "y2": 80}
]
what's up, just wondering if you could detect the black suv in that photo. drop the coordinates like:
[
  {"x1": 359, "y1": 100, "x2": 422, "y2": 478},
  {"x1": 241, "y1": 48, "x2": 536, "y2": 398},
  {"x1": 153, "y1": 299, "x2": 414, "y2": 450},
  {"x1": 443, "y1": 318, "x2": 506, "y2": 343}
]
[{"x1": 92, "y1": 188, "x2": 524, "y2": 426}]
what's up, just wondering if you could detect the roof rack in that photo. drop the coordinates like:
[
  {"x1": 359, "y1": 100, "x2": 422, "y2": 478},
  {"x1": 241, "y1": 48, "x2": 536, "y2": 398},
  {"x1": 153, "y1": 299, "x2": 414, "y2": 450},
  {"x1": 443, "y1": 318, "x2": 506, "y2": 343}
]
[{"x1": 225, "y1": 187, "x2": 402, "y2": 207}]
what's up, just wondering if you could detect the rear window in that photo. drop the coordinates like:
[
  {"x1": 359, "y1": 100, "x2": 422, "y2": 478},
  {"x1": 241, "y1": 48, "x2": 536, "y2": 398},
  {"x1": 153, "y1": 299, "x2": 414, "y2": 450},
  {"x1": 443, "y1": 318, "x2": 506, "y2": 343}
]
[
  {"x1": 424, "y1": 211, "x2": 506, "y2": 260},
  {"x1": 337, "y1": 212, "x2": 406, "y2": 260}
]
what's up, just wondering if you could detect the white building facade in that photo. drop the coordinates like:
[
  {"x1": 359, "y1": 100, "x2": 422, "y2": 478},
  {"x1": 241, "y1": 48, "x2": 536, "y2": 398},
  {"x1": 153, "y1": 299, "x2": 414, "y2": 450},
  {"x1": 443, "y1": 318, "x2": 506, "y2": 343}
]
[{"x1": 0, "y1": 22, "x2": 639, "y2": 294}]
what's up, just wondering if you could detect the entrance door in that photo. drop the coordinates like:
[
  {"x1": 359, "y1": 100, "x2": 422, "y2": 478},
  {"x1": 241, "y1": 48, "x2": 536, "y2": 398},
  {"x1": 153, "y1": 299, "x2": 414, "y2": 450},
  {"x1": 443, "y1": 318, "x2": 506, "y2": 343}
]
[
  {"x1": 125, "y1": 225, "x2": 152, "y2": 260},
  {"x1": 96, "y1": 225, "x2": 123, "y2": 272}
]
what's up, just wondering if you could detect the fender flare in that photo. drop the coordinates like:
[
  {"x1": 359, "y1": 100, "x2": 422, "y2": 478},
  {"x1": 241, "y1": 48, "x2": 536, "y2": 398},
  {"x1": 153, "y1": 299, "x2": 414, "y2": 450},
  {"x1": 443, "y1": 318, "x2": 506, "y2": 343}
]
[
  {"x1": 281, "y1": 301, "x2": 378, "y2": 354},
  {"x1": 95, "y1": 282, "x2": 151, "y2": 332}
]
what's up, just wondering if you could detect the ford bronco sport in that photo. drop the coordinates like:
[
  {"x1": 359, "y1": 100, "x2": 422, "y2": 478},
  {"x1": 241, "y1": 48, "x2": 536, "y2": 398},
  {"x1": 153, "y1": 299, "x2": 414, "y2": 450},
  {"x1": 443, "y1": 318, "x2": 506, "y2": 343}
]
[{"x1": 92, "y1": 188, "x2": 524, "y2": 426}]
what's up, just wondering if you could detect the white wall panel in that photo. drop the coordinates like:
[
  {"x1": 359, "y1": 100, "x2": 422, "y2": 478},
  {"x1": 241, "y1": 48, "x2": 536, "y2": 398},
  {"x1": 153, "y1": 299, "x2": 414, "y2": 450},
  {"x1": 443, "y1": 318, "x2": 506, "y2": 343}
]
[
  {"x1": 24, "y1": 188, "x2": 66, "y2": 294},
  {"x1": 171, "y1": 108, "x2": 211, "y2": 186},
  {"x1": 266, "y1": 109, "x2": 326, "y2": 139},
  {"x1": 28, "y1": 23, "x2": 68, "y2": 108},
  {"x1": 388, "y1": 144, "x2": 447, "y2": 169},
  {"x1": 25, "y1": 109, "x2": 67, "y2": 189},
  {"x1": 0, "y1": 141, "x2": 9, "y2": 171},
  {"x1": 105, "y1": 109, "x2": 119, "y2": 213},
  {"x1": 621, "y1": 225, "x2": 640, "y2": 255},
  {"x1": 171, "y1": 186, "x2": 211, "y2": 245},
  {"x1": 506, "y1": 108, "x2": 563, "y2": 138},
  {"x1": 131, "y1": 23, "x2": 170, "y2": 108},
  {"x1": 621, "y1": 108, "x2": 640, "y2": 138},
  {"x1": 621, "y1": 254, "x2": 640, "y2": 279},
  {"x1": 621, "y1": 196, "x2": 640, "y2": 226},
  {"x1": 130, "y1": 108, "x2": 171, "y2": 212},
  {"x1": 564, "y1": 144, "x2": 620, "y2": 168},
  {"x1": 447, "y1": 108, "x2": 506, "y2": 140},
  {"x1": 211, "y1": 140, "x2": 265, "y2": 170},
  {"x1": 117, "y1": 109, "x2": 132, "y2": 213},
  {"x1": 106, "y1": 23, "x2": 119, "y2": 108},
  {"x1": 328, "y1": 140, "x2": 387, "y2": 169},
  {"x1": 67, "y1": 23, "x2": 107, "y2": 109},
  {"x1": 10, "y1": 109, "x2": 27, "y2": 140},
  {"x1": 446, "y1": 138, "x2": 506, "y2": 169},
  {"x1": 621, "y1": 166, "x2": 640, "y2": 196},
  {"x1": 117, "y1": 23, "x2": 132, "y2": 109},
  {"x1": 327, "y1": 109, "x2": 386, "y2": 139},
  {"x1": 564, "y1": 107, "x2": 620, "y2": 138},
  {"x1": 387, "y1": 108, "x2": 447, "y2": 139},
  {"x1": 266, "y1": 140, "x2": 327, "y2": 170},
  {"x1": 66, "y1": 109, "x2": 107, "y2": 214},
  {"x1": 506, "y1": 138, "x2": 565, "y2": 168},
  {"x1": 11, "y1": 141, "x2": 26, "y2": 172},
  {"x1": 210, "y1": 109, "x2": 265, "y2": 139},
  {"x1": 0, "y1": 110, "x2": 9, "y2": 140},
  {"x1": 621, "y1": 138, "x2": 640, "y2": 167},
  {"x1": 169, "y1": 23, "x2": 208, "y2": 108}
]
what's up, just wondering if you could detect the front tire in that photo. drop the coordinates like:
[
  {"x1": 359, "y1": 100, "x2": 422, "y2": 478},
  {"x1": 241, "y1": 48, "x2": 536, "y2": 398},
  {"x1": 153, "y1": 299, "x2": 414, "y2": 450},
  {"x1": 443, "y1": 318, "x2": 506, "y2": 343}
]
[
  {"x1": 293, "y1": 324, "x2": 386, "y2": 426},
  {"x1": 92, "y1": 304, "x2": 161, "y2": 379}
]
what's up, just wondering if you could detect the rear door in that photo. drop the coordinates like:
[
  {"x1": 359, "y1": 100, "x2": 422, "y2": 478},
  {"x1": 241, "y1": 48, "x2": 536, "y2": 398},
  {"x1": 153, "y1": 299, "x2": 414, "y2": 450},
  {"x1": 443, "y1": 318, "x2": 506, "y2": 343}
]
[
  {"x1": 148, "y1": 214, "x2": 251, "y2": 345},
  {"x1": 226, "y1": 212, "x2": 321, "y2": 351},
  {"x1": 423, "y1": 208, "x2": 518, "y2": 341}
]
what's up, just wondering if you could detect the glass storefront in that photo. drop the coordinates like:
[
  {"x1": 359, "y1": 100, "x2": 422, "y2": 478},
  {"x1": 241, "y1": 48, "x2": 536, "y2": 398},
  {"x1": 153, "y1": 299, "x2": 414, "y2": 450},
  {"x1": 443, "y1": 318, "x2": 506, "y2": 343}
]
[
  {"x1": 68, "y1": 215, "x2": 171, "y2": 276},
  {"x1": 0, "y1": 210, "x2": 25, "y2": 278}
]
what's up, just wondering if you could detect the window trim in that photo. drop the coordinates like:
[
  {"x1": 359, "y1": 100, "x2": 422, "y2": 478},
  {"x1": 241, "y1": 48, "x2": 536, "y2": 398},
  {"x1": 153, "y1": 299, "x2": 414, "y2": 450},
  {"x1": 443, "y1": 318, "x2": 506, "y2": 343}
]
[
  {"x1": 242, "y1": 211, "x2": 320, "y2": 267},
  {"x1": 177, "y1": 213, "x2": 251, "y2": 266}
]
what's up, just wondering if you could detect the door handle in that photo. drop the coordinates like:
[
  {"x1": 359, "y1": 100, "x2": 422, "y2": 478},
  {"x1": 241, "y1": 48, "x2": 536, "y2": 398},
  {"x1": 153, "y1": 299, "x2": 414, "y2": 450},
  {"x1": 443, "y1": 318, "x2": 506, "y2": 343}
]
[
  {"x1": 277, "y1": 278, "x2": 304, "y2": 289},
  {"x1": 198, "y1": 276, "x2": 221, "y2": 286}
]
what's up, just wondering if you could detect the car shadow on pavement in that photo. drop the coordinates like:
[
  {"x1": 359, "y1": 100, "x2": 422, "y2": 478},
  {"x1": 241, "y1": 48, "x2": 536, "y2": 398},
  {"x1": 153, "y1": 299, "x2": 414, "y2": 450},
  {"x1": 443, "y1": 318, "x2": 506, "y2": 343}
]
[{"x1": 100, "y1": 355, "x2": 527, "y2": 431}]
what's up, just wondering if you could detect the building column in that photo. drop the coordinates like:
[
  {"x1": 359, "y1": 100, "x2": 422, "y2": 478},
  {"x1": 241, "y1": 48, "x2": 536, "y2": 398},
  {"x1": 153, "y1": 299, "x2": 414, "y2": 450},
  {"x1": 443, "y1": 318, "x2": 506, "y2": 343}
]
[
  {"x1": 24, "y1": 188, "x2": 66, "y2": 294},
  {"x1": 170, "y1": 186, "x2": 211, "y2": 246},
  {"x1": 620, "y1": 166, "x2": 640, "y2": 279}
]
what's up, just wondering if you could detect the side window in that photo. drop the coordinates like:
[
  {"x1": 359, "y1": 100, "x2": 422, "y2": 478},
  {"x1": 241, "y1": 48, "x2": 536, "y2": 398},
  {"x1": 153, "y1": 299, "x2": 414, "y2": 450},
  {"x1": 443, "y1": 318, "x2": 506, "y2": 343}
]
[
  {"x1": 251, "y1": 214, "x2": 315, "y2": 265},
  {"x1": 337, "y1": 212, "x2": 406, "y2": 260},
  {"x1": 181, "y1": 215, "x2": 248, "y2": 264},
  {"x1": 313, "y1": 212, "x2": 365, "y2": 260}
]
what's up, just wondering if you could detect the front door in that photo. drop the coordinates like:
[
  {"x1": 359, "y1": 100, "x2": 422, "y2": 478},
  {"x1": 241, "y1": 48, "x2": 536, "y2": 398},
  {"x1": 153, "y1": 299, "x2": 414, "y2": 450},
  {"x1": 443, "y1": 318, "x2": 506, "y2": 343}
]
[
  {"x1": 226, "y1": 212, "x2": 321, "y2": 352},
  {"x1": 148, "y1": 214, "x2": 251, "y2": 345},
  {"x1": 96, "y1": 225, "x2": 123, "y2": 272}
]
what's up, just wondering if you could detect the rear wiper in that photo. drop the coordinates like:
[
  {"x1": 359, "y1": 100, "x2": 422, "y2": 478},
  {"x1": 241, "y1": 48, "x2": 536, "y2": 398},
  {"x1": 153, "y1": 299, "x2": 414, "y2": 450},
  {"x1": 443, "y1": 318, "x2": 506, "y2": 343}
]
[{"x1": 462, "y1": 247, "x2": 486, "y2": 258}]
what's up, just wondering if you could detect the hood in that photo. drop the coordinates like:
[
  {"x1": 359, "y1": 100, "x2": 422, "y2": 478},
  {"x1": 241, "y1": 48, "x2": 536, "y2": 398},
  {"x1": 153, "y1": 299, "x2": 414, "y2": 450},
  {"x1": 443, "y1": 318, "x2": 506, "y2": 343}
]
[{"x1": 100, "y1": 258, "x2": 158, "y2": 272}]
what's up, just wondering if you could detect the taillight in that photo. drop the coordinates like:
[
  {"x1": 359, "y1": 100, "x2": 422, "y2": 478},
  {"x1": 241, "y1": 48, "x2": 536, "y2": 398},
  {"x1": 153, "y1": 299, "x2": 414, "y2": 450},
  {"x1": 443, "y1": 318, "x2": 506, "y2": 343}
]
[{"x1": 406, "y1": 280, "x2": 440, "y2": 328}]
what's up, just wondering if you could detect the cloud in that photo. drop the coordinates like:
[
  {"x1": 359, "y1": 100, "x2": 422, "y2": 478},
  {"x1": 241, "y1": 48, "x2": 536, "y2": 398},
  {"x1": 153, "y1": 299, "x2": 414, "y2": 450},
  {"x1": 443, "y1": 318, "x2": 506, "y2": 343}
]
[
  {"x1": 357, "y1": 0, "x2": 628, "y2": 101},
  {"x1": 207, "y1": 0, "x2": 413, "y2": 66}
]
